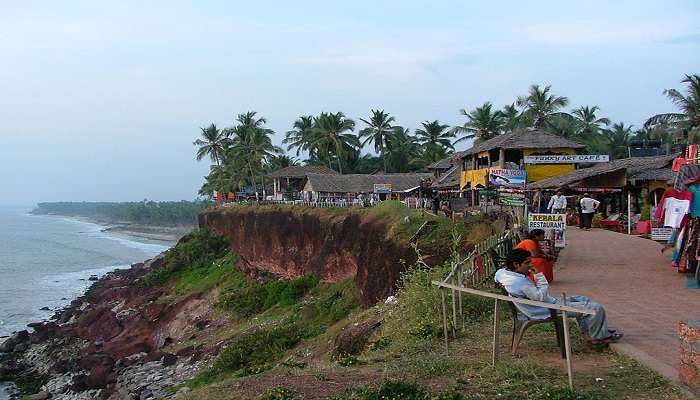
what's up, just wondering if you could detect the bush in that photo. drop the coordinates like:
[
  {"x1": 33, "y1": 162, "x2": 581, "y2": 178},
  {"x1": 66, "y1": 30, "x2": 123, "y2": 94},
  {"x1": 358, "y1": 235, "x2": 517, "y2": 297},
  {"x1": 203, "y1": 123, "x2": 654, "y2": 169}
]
[
  {"x1": 329, "y1": 380, "x2": 471, "y2": 400},
  {"x1": 143, "y1": 228, "x2": 229, "y2": 286},
  {"x1": 261, "y1": 387, "x2": 298, "y2": 400}
]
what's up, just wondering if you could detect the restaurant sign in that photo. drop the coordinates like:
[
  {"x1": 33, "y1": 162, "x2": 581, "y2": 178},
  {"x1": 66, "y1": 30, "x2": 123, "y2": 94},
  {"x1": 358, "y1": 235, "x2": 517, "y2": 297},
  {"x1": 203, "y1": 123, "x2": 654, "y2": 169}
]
[
  {"x1": 524, "y1": 155, "x2": 610, "y2": 164},
  {"x1": 488, "y1": 168, "x2": 527, "y2": 187},
  {"x1": 528, "y1": 213, "x2": 567, "y2": 247}
]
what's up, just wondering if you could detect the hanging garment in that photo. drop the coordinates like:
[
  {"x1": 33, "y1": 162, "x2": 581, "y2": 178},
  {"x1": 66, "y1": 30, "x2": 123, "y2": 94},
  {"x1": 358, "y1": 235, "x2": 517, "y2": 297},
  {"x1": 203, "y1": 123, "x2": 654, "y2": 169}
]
[
  {"x1": 689, "y1": 184, "x2": 700, "y2": 218},
  {"x1": 663, "y1": 197, "x2": 691, "y2": 228},
  {"x1": 682, "y1": 218, "x2": 700, "y2": 273},
  {"x1": 655, "y1": 189, "x2": 692, "y2": 226},
  {"x1": 672, "y1": 157, "x2": 688, "y2": 172},
  {"x1": 675, "y1": 164, "x2": 700, "y2": 191}
]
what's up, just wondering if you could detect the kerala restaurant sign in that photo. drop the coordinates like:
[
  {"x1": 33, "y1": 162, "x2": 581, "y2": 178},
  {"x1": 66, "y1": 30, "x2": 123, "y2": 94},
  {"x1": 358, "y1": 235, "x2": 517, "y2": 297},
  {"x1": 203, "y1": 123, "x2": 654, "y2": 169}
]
[{"x1": 524, "y1": 155, "x2": 610, "y2": 164}]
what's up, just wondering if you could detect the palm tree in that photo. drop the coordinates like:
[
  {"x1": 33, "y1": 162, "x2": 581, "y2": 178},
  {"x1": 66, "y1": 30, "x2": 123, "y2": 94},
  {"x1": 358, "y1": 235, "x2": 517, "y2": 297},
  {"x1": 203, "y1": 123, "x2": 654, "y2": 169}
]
[
  {"x1": 546, "y1": 115, "x2": 580, "y2": 138},
  {"x1": 453, "y1": 102, "x2": 504, "y2": 144},
  {"x1": 645, "y1": 74, "x2": 700, "y2": 143},
  {"x1": 267, "y1": 154, "x2": 298, "y2": 172},
  {"x1": 604, "y1": 122, "x2": 633, "y2": 159},
  {"x1": 359, "y1": 109, "x2": 396, "y2": 172},
  {"x1": 193, "y1": 123, "x2": 229, "y2": 193},
  {"x1": 312, "y1": 112, "x2": 358, "y2": 173},
  {"x1": 194, "y1": 124, "x2": 228, "y2": 167},
  {"x1": 228, "y1": 111, "x2": 278, "y2": 199},
  {"x1": 284, "y1": 116, "x2": 316, "y2": 157},
  {"x1": 386, "y1": 127, "x2": 420, "y2": 172},
  {"x1": 516, "y1": 84, "x2": 570, "y2": 128},
  {"x1": 415, "y1": 120, "x2": 454, "y2": 149},
  {"x1": 572, "y1": 106, "x2": 610, "y2": 136},
  {"x1": 501, "y1": 104, "x2": 523, "y2": 131}
]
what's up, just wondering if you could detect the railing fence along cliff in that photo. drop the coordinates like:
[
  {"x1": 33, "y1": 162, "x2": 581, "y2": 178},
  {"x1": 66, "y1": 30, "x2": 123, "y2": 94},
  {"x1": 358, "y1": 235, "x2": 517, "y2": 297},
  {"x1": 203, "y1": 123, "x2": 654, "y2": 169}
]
[{"x1": 433, "y1": 230, "x2": 595, "y2": 391}]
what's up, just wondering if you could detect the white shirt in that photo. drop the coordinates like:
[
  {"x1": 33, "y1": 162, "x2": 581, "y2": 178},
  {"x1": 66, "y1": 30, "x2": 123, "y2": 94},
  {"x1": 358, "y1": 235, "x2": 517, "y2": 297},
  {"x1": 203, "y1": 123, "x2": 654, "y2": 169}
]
[
  {"x1": 494, "y1": 268, "x2": 558, "y2": 320},
  {"x1": 548, "y1": 195, "x2": 567, "y2": 210},
  {"x1": 663, "y1": 197, "x2": 690, "y2": 228},
  {"x1": 580, "y1": 197, "x2": 600, "y2": 213}
]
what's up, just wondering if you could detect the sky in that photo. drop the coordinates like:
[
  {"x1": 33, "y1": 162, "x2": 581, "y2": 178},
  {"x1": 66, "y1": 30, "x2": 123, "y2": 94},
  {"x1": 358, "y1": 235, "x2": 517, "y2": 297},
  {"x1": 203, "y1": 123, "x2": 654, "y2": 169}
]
[{"x1": 1, "y1": 1, "x2": 698, "y2": 204}]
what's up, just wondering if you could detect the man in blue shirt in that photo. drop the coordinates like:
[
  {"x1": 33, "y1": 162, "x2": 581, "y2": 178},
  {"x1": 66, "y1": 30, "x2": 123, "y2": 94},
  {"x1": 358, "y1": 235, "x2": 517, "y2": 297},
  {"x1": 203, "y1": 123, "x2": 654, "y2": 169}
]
[{"x1": 495, "y1": 248, "x2": 622, "y2": 345}]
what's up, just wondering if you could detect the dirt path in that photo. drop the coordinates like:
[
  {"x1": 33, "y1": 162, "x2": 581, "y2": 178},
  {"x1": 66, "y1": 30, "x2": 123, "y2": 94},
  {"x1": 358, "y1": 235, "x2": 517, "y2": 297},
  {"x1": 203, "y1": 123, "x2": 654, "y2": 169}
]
[{"x1": 551, "y1": 228, "x2": 700, "y2": 381}]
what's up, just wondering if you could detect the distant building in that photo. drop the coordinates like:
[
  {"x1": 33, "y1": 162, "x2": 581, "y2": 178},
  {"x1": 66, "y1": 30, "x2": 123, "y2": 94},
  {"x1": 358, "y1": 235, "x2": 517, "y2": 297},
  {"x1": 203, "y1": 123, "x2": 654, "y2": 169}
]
[
  {"x1": 453, "y1": 128, "x2": 586, "y2": 191},
  {"x1": 269, "y1": 165, "x2": 338, "y2": 200},
  {"x1": 302, "y1": 173, "x2": 433, "y2": 201}
]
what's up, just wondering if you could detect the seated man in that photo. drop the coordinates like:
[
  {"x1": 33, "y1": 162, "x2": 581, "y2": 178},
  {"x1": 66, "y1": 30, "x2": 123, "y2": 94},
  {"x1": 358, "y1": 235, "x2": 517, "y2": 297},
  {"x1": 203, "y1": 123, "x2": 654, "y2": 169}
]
[{"x1": 495, "y1": 248, "x2": 623, "y2": 345}]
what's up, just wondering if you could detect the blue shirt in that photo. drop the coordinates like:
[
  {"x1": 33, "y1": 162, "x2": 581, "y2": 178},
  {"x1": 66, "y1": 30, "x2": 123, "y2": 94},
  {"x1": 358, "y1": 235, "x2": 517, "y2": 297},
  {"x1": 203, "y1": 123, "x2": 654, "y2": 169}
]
[{"x1": 690, "y1": 184, "x2": 700, "y2": 218}]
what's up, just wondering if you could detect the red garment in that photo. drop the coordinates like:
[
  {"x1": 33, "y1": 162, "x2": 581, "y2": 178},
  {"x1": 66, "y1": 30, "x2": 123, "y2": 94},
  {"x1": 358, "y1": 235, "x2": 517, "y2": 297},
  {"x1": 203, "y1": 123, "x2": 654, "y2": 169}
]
[
  {"x1": 654, "y1": 188, "x2": 693, "y2": 225},
  {"x1": 672, "y1": 157, "x2": 688, "y2": 172}
]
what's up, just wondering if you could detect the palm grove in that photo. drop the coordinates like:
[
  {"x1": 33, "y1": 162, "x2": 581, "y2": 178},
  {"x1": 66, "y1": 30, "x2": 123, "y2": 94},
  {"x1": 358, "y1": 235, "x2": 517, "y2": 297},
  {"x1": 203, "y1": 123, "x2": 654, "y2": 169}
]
[{"x1": 194, "y1": 74, "x2": 700, "y2": 197}]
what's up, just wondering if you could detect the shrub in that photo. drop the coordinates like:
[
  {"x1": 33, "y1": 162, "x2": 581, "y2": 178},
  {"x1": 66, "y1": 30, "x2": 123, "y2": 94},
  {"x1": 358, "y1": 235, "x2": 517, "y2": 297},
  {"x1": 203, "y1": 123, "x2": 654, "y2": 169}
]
[
  {"x1": 261, "y1": 387, "x2": 298, "y2": 400},
  {"x1": 329, "y1": 380, "x2": 471, "y2": 400}
]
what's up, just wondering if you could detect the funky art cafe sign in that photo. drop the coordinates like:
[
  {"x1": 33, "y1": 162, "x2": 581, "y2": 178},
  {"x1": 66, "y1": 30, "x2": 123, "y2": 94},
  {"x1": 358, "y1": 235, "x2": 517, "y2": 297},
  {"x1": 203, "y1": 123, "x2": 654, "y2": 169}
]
[{"x1": 524, "y1": 155, "x2": 610, "y2": 164}]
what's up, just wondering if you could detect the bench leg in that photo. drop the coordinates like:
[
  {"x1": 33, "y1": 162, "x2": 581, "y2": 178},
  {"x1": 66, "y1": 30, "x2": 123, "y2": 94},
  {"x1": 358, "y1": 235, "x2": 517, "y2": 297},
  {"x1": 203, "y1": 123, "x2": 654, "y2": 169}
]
[
  {"x1": 553, "y1": 319, "x2": 566, "y2": 359},
  {"x1": 511, "y1": 321, "x2": 528, "y2": 356}
]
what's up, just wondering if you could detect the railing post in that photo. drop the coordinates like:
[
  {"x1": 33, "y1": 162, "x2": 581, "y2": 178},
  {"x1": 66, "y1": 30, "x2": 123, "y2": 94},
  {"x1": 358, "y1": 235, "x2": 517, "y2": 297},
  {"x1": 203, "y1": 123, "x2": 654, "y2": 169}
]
[
  {"x1": 561, "y1": 293, "x2": 574, "y2": 391},
  {"x1": 441, "y1": 288, "x2": 449, "y2": 351},
  {"x1": 492, "y1": 298, "x2": 501, "y2": 364}
]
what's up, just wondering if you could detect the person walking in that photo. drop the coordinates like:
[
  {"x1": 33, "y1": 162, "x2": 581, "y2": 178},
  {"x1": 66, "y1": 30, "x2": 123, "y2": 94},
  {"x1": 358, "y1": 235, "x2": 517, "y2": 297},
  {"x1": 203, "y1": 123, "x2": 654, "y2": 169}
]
[
  {"x1": 547, "y1": 190, "x2": 567, "y2": 214},
  {"x1": 580, "y1": 193, "x2": 600, "y2": 230}
]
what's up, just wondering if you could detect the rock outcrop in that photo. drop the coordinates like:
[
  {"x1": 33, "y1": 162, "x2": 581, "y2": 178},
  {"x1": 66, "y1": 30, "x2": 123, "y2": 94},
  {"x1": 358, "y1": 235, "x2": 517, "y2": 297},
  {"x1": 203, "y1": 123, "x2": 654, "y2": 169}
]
[{"x1": 199, "y1": 207, "x2": 417, "y2": 306}]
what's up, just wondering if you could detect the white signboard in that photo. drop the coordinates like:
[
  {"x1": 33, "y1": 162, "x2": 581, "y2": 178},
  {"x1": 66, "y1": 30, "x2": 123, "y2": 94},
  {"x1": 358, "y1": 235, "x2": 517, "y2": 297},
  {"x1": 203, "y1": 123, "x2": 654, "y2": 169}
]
[
  {"x1": 528, "y1": 213, "x2": 567, "y2": 247},
  {"x1": 524, "y1": 155, "x2": 610, "y2": 164},
  {"x1": 651, "y1": 227, "x2": 673, "y2": 241}
]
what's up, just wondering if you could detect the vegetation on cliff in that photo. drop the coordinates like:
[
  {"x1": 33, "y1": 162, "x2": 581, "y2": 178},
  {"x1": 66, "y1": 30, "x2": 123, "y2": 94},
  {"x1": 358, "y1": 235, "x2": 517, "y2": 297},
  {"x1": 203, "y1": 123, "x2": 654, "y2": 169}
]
[{"x1": 32, "y1": 200, "x2": 209, "y2": 226}]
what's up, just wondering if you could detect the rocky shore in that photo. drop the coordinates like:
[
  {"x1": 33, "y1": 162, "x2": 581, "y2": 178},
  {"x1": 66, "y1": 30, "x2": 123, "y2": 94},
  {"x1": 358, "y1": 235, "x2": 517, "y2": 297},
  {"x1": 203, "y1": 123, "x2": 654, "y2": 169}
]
[{"x1": 0, "y1": 248, "x2": 219, "y2": 400}]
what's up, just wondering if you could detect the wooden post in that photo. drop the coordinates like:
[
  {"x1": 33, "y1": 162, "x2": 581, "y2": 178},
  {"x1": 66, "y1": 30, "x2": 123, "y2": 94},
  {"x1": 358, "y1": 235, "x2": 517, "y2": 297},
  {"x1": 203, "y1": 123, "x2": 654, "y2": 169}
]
[
  {"x1": 441, "y1": 289, "x2": 449, "y2": 351},
  {"x1": 627, "y1": 191, "x2": 632, "y2": 235},
  {"x1": 561, "y1": 293, "x2": 574, "y2": 391},
  {"x1": 492, "y1": 299, "x2": 501, "y2": 364},
  {"x1": 451, "y1": 276, "x2": 458, "y2": 337}
]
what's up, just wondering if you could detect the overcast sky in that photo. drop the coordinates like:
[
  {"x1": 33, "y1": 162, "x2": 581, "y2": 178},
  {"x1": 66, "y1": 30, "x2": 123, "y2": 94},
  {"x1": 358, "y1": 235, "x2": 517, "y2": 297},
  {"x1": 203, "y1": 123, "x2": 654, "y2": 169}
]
[{"x1": 1, "y1": 1, "x2": 698, "y2": 204}]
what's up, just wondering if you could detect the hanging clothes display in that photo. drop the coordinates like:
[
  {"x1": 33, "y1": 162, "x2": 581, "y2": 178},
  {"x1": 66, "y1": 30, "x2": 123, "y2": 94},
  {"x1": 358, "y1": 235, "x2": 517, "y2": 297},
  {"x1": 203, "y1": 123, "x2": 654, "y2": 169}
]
[
  {"x1": 682, "y1": 218, "x2": 700, "y2": 273},
  {"x1": 655, "y1": 188, "x2": 692, "y2": 228}
]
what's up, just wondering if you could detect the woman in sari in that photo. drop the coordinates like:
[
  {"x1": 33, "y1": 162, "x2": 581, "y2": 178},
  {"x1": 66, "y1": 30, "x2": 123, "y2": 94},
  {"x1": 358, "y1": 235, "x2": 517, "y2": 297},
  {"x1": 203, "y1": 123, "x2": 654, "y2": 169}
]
[{"x1": 515, "y1": 229, "x2": 555, "y2": 283}]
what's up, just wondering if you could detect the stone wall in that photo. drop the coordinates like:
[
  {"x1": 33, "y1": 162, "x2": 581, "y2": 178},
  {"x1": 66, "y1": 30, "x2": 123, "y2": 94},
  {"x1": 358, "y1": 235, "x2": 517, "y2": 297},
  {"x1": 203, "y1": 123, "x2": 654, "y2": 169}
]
[{"x1": 679, "y1": 320, "x2": 700, "y2": 393}]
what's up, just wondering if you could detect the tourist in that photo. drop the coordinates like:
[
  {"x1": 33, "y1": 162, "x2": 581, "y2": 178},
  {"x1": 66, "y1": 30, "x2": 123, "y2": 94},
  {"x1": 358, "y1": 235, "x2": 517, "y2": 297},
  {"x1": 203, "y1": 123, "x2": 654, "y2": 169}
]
[
  {"x1": 547, "y1": 190, "x2": 567, "y2": 214},
  {"x1": 515, "y1": 229, "x2": 555, "y2": 283},
  {"x1": 440, "y1": 201, "x2": 453, "y2": 218},
  {"x1": 495, "y1": 249, "x2": 623, "y2": 346},
  {"x1": 580, "y1": 193, "x2": 600, "y2": 230},
  {"x1": 431, "y1": 196, "x2": 440, "y2": 214}
]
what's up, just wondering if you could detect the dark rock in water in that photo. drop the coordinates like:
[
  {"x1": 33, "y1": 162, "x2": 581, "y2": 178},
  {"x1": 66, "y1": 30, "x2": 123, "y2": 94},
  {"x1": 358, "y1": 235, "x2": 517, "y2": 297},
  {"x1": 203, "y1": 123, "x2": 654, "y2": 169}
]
[
  {"x1": 79, "y1": 278, "x2": 86, "y2": 281},
  {"x1": 331, "y1": 319, "x2": 382, "y2": 360},
  {"x1": 88, "y1": 275, "x2": 99, "y2": 281},
  {"x1": 61, "y1": 297, "x2": 68, "y2": 301},
  {"x1": 40, "y1": 306, "x2": 51, "y2": 311},
  {"x1": 27, "y1": 322, "x2": 43, "y2": 328},
  {"x1": 0, "y1": 330, "x2": 30, "y2": 353}
]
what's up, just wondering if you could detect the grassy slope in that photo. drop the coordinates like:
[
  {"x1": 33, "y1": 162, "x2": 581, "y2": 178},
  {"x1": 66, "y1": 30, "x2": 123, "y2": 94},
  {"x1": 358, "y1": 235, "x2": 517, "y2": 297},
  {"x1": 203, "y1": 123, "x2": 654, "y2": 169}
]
[{"x1": 147, "y1": 204, "x2": 686, "y2": 400}]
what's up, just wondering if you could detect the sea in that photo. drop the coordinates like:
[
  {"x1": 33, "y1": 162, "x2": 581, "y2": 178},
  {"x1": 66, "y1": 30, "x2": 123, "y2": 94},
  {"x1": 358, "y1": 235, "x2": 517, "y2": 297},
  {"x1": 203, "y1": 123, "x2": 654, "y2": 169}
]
[{"x1": 0, "y1": 205, "x2": 172, "y2": 399}]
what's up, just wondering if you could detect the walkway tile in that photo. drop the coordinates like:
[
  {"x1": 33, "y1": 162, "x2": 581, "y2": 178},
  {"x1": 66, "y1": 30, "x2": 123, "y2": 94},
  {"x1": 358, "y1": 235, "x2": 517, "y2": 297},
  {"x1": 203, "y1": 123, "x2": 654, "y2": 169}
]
[{"x1": 551, "y1": 228, "x2": 700, "y2": 378}]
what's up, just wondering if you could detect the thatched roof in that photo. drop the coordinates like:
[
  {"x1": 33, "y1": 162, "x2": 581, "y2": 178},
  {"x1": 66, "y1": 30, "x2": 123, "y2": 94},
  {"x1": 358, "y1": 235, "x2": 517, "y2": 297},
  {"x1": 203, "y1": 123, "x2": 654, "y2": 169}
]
[
  {"x1": 431, "y1": 165, "x2": 460, "y2": 189},
  {"x1": 304, "y1": 173, "x2": 433, "y2": 193},
  {"x1": 528, "y1": 155, "x2": 677, "y2": 189},
  {"x1": 269, "y1": 165, "x2": 339, "y2": 179},
  {"x1": 452, "y1": 128, "x2": 586, "y2": 161},
  {"x1": 426, "y1": 156, "x2": 454, "y2": 170},
  {"x1": 628, "y1": 167, "x2": 674, "y2": 182}
]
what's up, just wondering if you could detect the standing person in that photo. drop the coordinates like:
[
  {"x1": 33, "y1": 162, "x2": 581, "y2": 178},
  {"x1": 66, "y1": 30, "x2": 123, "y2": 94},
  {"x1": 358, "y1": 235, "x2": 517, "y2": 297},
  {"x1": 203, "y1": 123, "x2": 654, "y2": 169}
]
[
  {"x1": 515, "y1": 229, "x2": 555, "y2": 283},
  {"x1": 580, "y1": 193, "x2": 600, "y2": 230},
  {"x1": 431, "y1": 196, "x2": 440, "y2": 214},
  {"x1": 547, "y1": 190, "x2": 567, "y2": 214}
]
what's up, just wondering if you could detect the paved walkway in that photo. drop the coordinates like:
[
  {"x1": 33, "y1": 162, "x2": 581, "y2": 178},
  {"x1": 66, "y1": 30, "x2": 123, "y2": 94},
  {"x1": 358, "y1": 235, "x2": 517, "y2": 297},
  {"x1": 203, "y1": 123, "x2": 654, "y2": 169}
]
[{"x1": 551, "y1": 228, "x2": 700, "y2": 381}]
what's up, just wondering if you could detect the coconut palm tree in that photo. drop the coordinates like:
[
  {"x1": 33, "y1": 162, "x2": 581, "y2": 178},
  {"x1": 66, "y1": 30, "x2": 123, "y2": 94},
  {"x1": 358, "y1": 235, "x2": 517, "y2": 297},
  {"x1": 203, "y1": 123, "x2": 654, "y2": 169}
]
[
  {"x1": 415, "y1": 120, "x2": 454, "y2": 149},
  {"x1": 193, "y1": 123, "x2": 230, "y2": 193},
  {"x1": 312, "y1": 112, "x2": 358, "y2": 174},
  {"x1": 645, "y1": 74, "x2": 700, "y2": 143},
  {"x1": 501, "y1": 104, "x2": 523, "y2": 131},
  {"x1": 453, "y1": 102, "x2": 504, "y2": 144},
  {"x1": 604, "y1": 122, "x2": 633, "y2": 159},
  {"x1": 516, "y1": 84, "x2": 570, "y2": 128},
  {"x1": 359, "y1": 109, "x2": 396, "y2": 172},
  {"x1": 386, "y1": 127, "x2": 420, "y2": 172},
  {"x1": 228, "y1": 111, "x2": 278, "y2": 198},
  {"x1": 267, "y1": 154, "x2": 298, "y2": 172},
  {"x1": 572, "y1": 106, "x2": 610, "y2": 136},
  {"x1": 284, "y1": 116, "x2": 316, "y2": 157}
]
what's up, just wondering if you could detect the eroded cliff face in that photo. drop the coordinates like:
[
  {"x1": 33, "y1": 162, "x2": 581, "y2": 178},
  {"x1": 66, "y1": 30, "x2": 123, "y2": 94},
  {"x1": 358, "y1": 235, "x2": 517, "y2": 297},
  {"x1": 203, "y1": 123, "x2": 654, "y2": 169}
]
[{"x1": 199, "y1": 207, "x2": 416, "y2": 306}]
